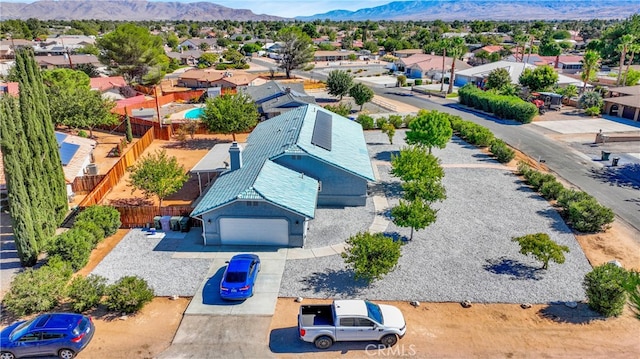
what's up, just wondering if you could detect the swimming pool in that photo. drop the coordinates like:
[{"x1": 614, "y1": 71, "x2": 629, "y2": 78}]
[{"x1": 184, "y1": 108, "x2": 203, "y2": 119}]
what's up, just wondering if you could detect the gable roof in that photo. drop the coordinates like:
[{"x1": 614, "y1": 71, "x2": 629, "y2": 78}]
[
  {"x1": 90, "y1": 76, "x2": 127, "y2": 92},
  {"x1": 191, "y1": 105, "x2": 375, "y2": 217},
  {"x1": 455, "y1": 60, "x2": 536, "y2": 84},
  {"x1": 244, "y1": 81, "x2": 316, "y2": 113}
]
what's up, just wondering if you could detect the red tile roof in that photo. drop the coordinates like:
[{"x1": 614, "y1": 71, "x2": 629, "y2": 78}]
[{"x1": 90, "y1": 76, "x2": 127, "y2": 92}]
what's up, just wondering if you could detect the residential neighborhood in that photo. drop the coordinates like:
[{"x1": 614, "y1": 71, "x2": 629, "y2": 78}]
[{"x1": 1, "y1": 5, "x2": 640, "y2": 359}]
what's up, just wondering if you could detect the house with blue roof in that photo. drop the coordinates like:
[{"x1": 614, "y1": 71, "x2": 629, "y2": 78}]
[{"x1": 190, "y1": 104, "x2": 375, "y2": 247}]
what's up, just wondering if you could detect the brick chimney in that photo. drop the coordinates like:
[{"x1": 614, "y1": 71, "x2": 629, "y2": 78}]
[{"x1": 228, "y1": 142, "x2": 243, "y2": 170}]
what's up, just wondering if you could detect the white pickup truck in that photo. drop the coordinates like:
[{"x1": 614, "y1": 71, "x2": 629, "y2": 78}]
[{"x1": 298, "y1": 300, "x2": 407, "y2": 349}]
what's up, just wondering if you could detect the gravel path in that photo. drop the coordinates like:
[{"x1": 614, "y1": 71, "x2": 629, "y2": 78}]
[
  {"x1": 90, "y1": 230, "x2": 212, "y2": 297},
  {"x1": 304, "y1": 197, "x2": 374, "y2": 248},
  {"x1": 279, "y1": 131, "x2": 593, "y2": 303}
]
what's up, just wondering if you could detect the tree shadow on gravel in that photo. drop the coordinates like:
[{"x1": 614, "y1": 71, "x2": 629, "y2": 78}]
[
  {"x1": 162, "y1": 138, "x2": 229, "y2": 150},
  {"x1": 301, "y1": 269, "x2": 368, "y2": 297},
  {"x1": 535, "y1": 208, "x2": 571, "y2": 232},
  {"x1": 483, "y1": 257, "x2": 544, "y2": 280},
  {"x1": 588, "y1": 164, "x2": 640, "y2": 189},
  {"x1": 374, "y1": 150, "x2": 399, "y2": 162},
  {"x1": 369, "y1": 181, "x2": 402, "y2": 199},
  {"x1": 538, "y1": 302, "x2": 604, "y2": 324}
]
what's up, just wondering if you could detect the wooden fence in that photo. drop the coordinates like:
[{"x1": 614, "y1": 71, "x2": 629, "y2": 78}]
[
  {"x1": 115, "y1": 205, "x2": 197, "y2": 228},
  {"x1": 78, "y1": 127, "x2": 156, "y2": 207},
  {"x1": 71, "y1": 175, "x2": 106, "y2": 194}
]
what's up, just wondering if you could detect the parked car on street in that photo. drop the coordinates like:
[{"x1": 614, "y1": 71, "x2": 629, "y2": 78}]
[
  {"x1": 220, "y1": 254, "x2": 261, "y2": 300},
  {"x1": 0, "y1": 312, "x2": 95, "y2": 359},
  {"x1": 298, "y1": 300, "x2": 406, "y2": 349}
]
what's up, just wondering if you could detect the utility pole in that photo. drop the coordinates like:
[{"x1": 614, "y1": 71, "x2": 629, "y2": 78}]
[{"x1": 154, "y1": 85, "x2": 162, "y2": 129}]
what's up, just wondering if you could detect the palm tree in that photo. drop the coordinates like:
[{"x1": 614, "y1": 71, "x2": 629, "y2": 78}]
[
  {"x1": 447, "y1": 37, "x2": 467, "y2": 94},
  {"x1": 580, "y1": 50, "x2": 601, "y2": 94},
  {"x1": 439, "y1": 38, "x2": 449, "y2": 92},
  {"x1": 616, "y1": 35, "x2": 635, "y2": 85},
  {"x1": 622, "y1": 43, "x2": 640, "y2": 86},
  {"x1": 513, "y1": 33, "x2": 529, "y2": 62}
]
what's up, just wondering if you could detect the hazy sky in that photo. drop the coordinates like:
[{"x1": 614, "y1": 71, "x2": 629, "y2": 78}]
[{"x1": 161, "y1": 1, "x2": 392, "y2": 18}]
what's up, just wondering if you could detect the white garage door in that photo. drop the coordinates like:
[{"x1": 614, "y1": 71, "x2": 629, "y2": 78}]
[{"x1": 219, "y1": 218, "x2": 289, "y2": 246}]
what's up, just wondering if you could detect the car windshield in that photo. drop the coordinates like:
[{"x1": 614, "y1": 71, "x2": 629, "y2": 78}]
[
  {"x1": 225, "y1": 271, "x2": 247, "y2": 283},
  {"x1": 10, "y1": 318, "x2": 36, "y2": 341},
  {"x1": 365, "y1": 301, "x2": 384, "y2": 324}
]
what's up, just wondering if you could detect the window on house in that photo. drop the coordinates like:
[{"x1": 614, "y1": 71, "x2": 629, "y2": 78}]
[
  {"x1": 318, "y1": 181, "x2": 322, "y2": 192},
  {"x1": 246, "y1": 201, "x2": 259, "y2": 207}
]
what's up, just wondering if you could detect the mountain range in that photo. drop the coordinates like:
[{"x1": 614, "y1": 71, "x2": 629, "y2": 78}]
[
  {"x1": 0, "y1": 0, "x2": 638, "y2": 21},
  {"x1": 297, "y1": 1, "x2": 640, "y2": 21},
  {"x1": 0, "y1": 0, "x2": 284, "y2": 21}
]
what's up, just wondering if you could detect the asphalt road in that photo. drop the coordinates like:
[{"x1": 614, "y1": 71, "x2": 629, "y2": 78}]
[{"x1": 371, "y1": 89, "x2": 640, "y2": 236}]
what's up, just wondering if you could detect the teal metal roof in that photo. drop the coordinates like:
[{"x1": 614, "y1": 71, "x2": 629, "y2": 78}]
[
  {"x1": 191, "y1": 104, "x2": 374, "y2": 217},
  {"x1": 253, "y1": 161, "x2": 318, "y2": 218},
  {"x1": 296, "y1": 106, "x2": 375, "y2": 181}
]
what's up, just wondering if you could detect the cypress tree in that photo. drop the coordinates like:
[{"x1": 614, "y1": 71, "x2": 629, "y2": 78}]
[
  {"x1": 0, "y1": 96, "x2": 40, "y2": 265},
  {"x1": 15, "y1": 48, "x2": 67, "y2": 228},
  {"x1": 125, "y1": 114, "x2": 133, "y2": 143}
]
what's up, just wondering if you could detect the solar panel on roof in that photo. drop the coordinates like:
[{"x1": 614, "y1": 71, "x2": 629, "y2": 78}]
[
  {"x1": 311, "y1": 111, "x2": 332, "y2": 151},
  {"x1": 59, "y1": 142, "x2": 80, "y2": 166},
  {"x1": 55, "y1": 132, "x2": 68, "y2": 145}
]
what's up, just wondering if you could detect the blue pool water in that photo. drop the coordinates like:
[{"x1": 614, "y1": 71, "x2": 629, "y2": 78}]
[{"x1": 184, "y1": 108, "x2": 203, "y2": 119}]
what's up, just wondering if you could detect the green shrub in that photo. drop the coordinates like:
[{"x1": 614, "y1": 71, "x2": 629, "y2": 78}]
[
  {"x1": 584, "y1": 263, "x2": 629, "y2": 317},
  {"x1": 414, "y1": 79, "x2": 423, "y2": 85},
  {"x1": 3, "y1": 260, "x2": 72, "y2": 316},
  {"x1": 512, "y1": 233, "x2": 569, "y2": 270},
  {"x1": 341, "y1": 232, "x2": 402, "y2": 284},
  {"x1": 375, "y1": 116, "x2": 388, "y2": 129},
  {"x1": 388, "y1": 115, "x2": 404, "y2": 129},
  {"x1": 460, "y1": 123, "x2": 494, "y2": 147},
  {"x1": 75, "y1": 205, "x2": 121, "y2": 237},
  {"x1": 356, "y1": 114, "x2": 375, "y2": 130},
  {"x1": 104, "y1": 276, "x2": 155, "y2": 314},
  {"x1": 47, "y1": 229, "x2": 93, "y2": 272},
  {"x1": 489, "y1": 139, "x2": 515, "y2": 163},
  {"x1": 525, "y1": 170, "x2": 556, "y2": 190},
  {"x1": 540, "y1": 180, "x2": 565, "y2": 200},
  {"x1": 567, "y1": 197, "x2": 615, "y2": 233},
  {"x1": 73, "y1": 220, "x2": 106, "y2": 247},
  {"x1": 458, "y1": 84, "x2": 538, "y2": 123},
  {"x1": 557, "y1": 189, "x2": 594, "y2": 210},
  {"x1": 77, "y1": 130, "x2": 88, "y2": 138},
  {"x1": 585, "y1": 106, "x2": 601, "y2": 116},
  {"x1": 67, "y1": 275, "x2": 108, "y2": 312},
  {"x1": 403, "y1": 114, "x2": 416, "y2": 128},
  {"x1": 323, "y1": 103, "x2": 352, "y2": 117},
  {"x1": 214, "y1": 63, "x2": 229, "y2": 70}
]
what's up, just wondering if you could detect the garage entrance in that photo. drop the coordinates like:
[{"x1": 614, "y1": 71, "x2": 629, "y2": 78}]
[{"x1": 219, "y1": 218, "x2": 289, "y2": 246}]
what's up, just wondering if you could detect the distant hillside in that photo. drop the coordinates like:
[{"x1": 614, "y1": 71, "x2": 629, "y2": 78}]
[
  {"x1": 297, "y1": 0, "x2": 640, "y2": 21},
  {"x1": 0, "y1": 0, "x2": 285, "y2": 21}
]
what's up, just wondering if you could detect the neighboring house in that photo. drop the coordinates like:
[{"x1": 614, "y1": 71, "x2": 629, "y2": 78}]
[
  {"x1": 506, "y1": 54, "x2": 584, "y2": 74},
  {"x1": 454, "y1": 61, "x2": 535, "y2": 87},
  {"x1": 393, "y1": 54, "x2": 471, "y2": 80},
  {"x1": 0, "y1": 81, "x2": 18, "y2": 96},
  {"x1": 453, "y1": 60, "x2": 585, "y2": 88},
  {"x1": 244, "y1": 80, "x2": 316, "y2": 120},
  {"x1": 33, "y1": 35, "x2": 96, "y2": 56},
  {"x1": 393, "y1": 49, "x2": 423, "y2": 58},
  {"x1": 90, "y1": 76, "x2": 129, "y2": 101},
  {"x1": 178, "y1": 38, "x2": 219, "y2": 51},
  {"x1": 35, "y1": 54, "x2": 101, "y2": 70},
  {"x1": 313, "y1": 50, "x2": 357, "y2": 62},
  {"x1": 604, "y1": 85, "x2": 640, "y2": 121},
  {"x1": 0, "y1": 132, "x2": 97, "y2": 203},
  {"x1": 0, "y1": 39, "x2": 33, "y2": 59},
  {"x1": 177, "y1": 69, "x2": 261, "y2": 90},
  {"x1": 166, "y1": 49, "x2": 203, "y2": 66},
  {"x1": 190, "y1": 104, "x2": 375, "y2": 247},
  {"x1": 55, "y1": 132, "x2": 97, "y2": 201}
]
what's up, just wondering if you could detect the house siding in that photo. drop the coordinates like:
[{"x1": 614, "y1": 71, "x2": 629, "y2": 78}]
[
  {"x1": 275, "y1": 154, "x2": 368, "y2": 206},
  {"x1": 201, "y1": 200, "x2": 307, "y2": 246}
]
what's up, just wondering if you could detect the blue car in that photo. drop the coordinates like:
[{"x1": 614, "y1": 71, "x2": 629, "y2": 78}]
[
  {"x1": 0, "y1": 312, "x2": 95, "y2": 359},
  {"x1": 220, "y1": 254, "x2": 261, "y2": 300}
]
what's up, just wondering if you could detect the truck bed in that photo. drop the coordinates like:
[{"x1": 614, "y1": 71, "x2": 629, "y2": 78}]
[{"x1": 300, "y1": 305, "x2": 334, "y2": 327}]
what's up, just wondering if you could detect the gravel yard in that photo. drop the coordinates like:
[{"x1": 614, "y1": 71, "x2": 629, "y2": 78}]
[
  {"x1": 90, "y1": 230, "x2": 212, "y2": 297},
  {"x1": 279, "y1": 130, "x2": 593, "y2": 303}
]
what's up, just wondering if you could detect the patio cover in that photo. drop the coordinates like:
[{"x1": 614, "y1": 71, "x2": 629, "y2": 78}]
[{"x1": 190, "y1": 142, "x2": 237, "y2": 195}]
